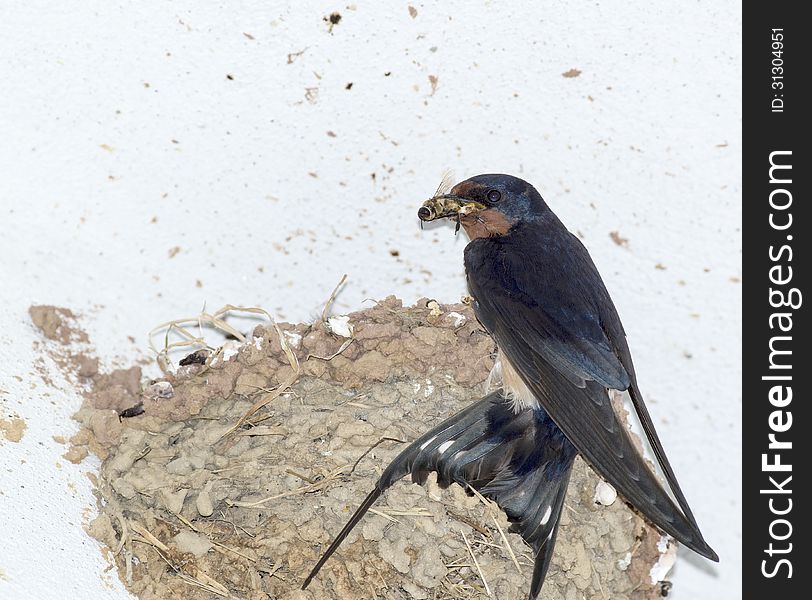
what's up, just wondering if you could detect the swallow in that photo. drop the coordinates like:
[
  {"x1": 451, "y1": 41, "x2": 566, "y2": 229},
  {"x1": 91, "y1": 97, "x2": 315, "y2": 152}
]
[
  {"x1": 421, "y1": 175, "x2": 719, "y2": 559},
  {"x1": 303, "y1": 173, "x2": 718, "y2": 598}
]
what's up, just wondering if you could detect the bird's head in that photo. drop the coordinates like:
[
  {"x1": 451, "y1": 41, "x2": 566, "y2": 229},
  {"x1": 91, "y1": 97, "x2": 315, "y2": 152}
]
[{"x1": 418, "y1": 174, "x2": 548, "y2": 238}]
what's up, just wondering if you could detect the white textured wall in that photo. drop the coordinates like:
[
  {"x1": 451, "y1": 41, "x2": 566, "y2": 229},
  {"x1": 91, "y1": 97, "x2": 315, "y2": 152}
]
[{"x1": 0, "y1": 2, "x2": 740, "y2": 598}]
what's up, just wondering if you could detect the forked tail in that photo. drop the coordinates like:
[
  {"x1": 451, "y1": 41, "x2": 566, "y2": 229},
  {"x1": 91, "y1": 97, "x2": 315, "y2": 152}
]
[{"x1": 302, "y1": 390, "x2": 576, "y2": 599}]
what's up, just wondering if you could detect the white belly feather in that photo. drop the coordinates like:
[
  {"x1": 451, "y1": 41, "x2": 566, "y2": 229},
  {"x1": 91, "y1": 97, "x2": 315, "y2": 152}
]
[{"x1": 488, "y1": 349, "x2": 539, "y2": 413}]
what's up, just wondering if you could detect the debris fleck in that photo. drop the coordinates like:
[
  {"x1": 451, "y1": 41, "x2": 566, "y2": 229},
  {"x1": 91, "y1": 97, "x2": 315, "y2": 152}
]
[
  {"x1": 562, "y1": 68, "x2": 582, "y2": 78},
  {"x1": 305, "y1": 87, "x2": 319, "y2": 104},
  {"x1": 324, "y1": 12, "x2": 342, "y2": 31},
  {"x1": 408, "y1": 5, "x2": 418, "y2": 18},
  {"x1": 609, "y1": 231, "x2": 629, "y2": 247},
  {"x1": 287, "y1": 48, "x2": 308, "y2": 64},
  {"x1": 428, "y1": 74, "x2": 439, "y2": 95}
]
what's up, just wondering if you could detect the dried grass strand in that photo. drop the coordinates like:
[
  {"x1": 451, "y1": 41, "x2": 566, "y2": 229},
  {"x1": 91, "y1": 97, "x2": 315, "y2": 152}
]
[
  {"x1": 321, "y1": 273, "x2": 348, "y2": 322},
  {"x1": 461, "y1": 530, "x2": 491, "y2": 597}
]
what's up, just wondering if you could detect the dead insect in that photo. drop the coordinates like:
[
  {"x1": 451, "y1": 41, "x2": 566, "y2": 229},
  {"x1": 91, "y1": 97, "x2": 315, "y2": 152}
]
[
  {"x1": 179, "y1": 348, "x2": 211, "y2": 366},
  {"x1": 417, "y1": 194, "x2": 485, "y2": 224},
  {"x1": 118, "y1": 402, "x2": 145, "y2": 421}
]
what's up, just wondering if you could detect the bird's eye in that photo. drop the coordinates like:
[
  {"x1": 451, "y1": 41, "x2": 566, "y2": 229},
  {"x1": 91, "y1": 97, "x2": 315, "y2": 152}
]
[{"x1": 486, "y1": 189, "x2": 501, "y2": 203}]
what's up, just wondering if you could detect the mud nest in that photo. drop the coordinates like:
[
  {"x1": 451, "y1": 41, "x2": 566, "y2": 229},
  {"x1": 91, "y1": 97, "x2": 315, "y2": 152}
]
[{"x1": 34, "y1": 298, "x2": 668, "y2": 600}]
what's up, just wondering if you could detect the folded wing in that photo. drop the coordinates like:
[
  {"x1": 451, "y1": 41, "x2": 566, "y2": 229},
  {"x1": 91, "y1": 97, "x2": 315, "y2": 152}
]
[{"x1": 465, "y1": 229, "x2": 717, "y2": 561}]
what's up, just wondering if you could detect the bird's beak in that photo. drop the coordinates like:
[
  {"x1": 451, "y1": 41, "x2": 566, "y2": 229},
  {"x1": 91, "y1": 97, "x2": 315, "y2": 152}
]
[{"x1": 418, "y1": 195, "x2": 486, "y2": 222}]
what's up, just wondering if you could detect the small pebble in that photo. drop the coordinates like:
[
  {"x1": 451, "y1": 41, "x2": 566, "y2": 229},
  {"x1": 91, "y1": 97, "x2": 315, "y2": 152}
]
[
  {"x1": 160, "y1": 488, "x2": 188, "y2": 514},
  {"x1": 594, "y1": 480, "x2": 618, "y2": 506},
  {"x1": 173, "y1": 531, "x2": 212, "y2": 557},
  {"x1": 196, "y1": 482, "x2": 214, "y2": 517}
]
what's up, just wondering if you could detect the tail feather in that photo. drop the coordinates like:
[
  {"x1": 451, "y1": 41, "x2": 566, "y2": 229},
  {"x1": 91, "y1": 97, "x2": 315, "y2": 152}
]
[
  {"x1": 302, "y1": 391, "x2": 576, "y2": 599},
  {"x1": 529, "y1": 510, "x2": 565, "y2": 599},
  {"x1": 300, "y1": 488, "x2": 382, "y2": 590}
]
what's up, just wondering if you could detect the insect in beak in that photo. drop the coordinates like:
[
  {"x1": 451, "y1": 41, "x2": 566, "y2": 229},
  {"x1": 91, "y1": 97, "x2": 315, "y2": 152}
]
[{"x1": 418, "y1": 195, "x2": 486, "y2": 223}]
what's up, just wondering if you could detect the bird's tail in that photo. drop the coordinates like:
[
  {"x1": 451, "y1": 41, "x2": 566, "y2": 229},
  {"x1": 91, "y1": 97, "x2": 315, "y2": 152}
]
[{"x1": 302, "y1": 390, "x2": 577, "y2": 599}]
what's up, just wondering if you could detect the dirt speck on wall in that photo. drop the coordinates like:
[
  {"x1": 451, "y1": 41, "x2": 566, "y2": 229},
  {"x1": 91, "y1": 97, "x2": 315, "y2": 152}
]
[
  {"x1": 29, "y1": 305, "x2": 89, "y2": 344},
  {"x1": 33, "y1": 298, "x2": 664, "y2": 599},
  {"x1": 0, "y1": 416, "x2": 27, "y2": 442}
]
